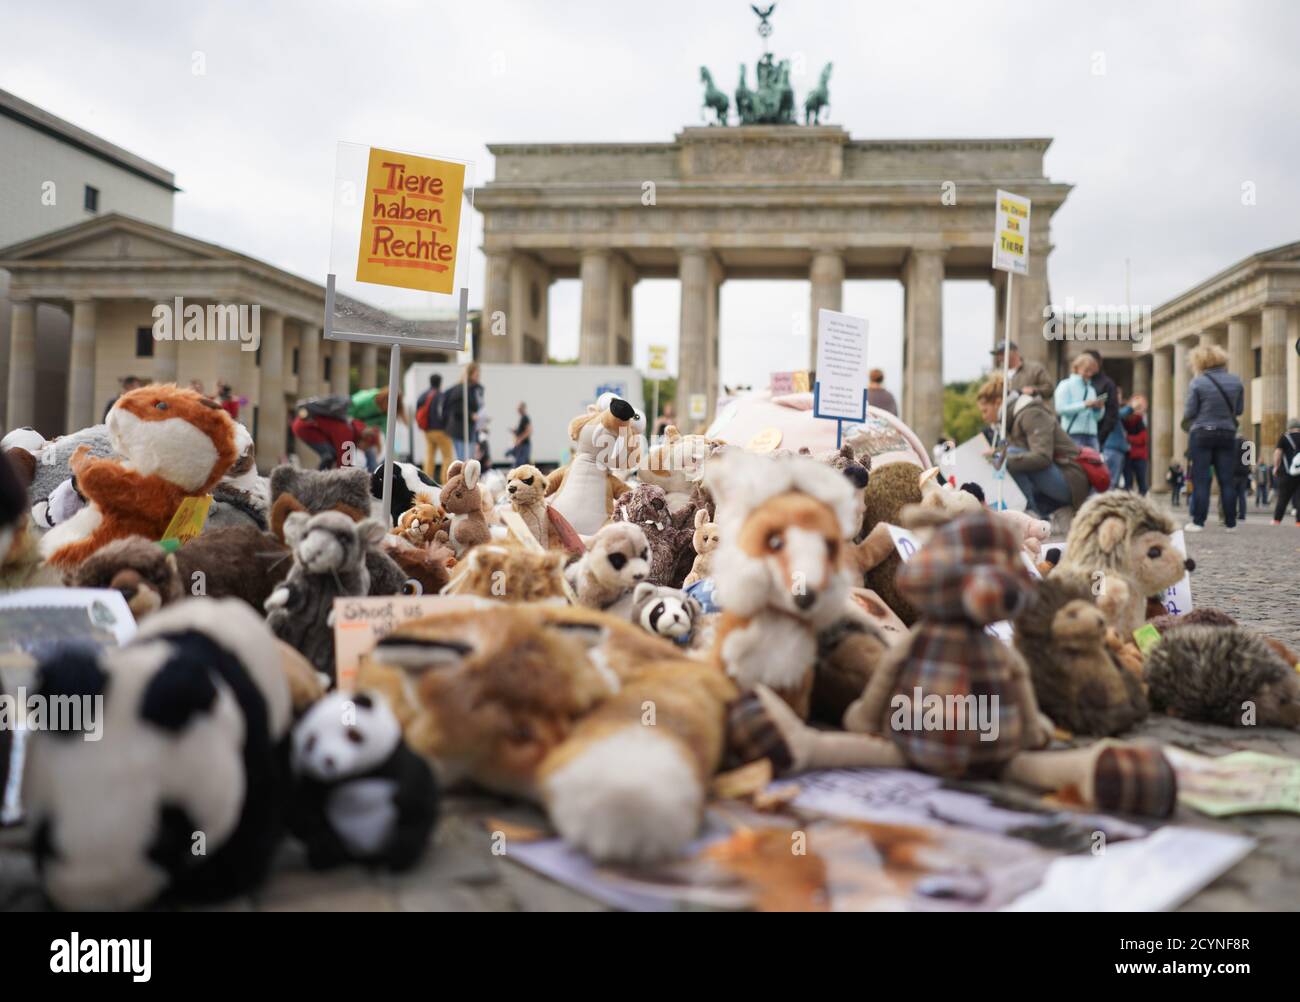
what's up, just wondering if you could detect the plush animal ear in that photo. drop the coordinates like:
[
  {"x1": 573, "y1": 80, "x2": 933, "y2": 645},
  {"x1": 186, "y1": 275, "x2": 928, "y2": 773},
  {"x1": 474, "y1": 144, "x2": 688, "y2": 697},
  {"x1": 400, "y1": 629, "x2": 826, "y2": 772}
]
[
  {"x1": 357, "y1": 518, "x2": 387, "y2": 549},
  {"x1": 547, "y1": 619, "x2": 609, "y2": 652},
  {"x1": 372, "y1": 634, "x2": 474, "y2": 670},
  {"x1": 632, "y1": 581, "x2": 657, "y2": 605},
  {"x1": 283, "y1": 510, "x2": 311, "y2": 547},
  {"x1": 1097, "y1": 516, "x2": 1128, "y2": 553},
  {"x1": 694, "y1": 508, "x2": 709, "y2": 529},
  {"x1": 445, "y1": 461, "x2": 463, "y2": 482},
  {"x1": 463, "y1": 460, "x2": 481, "y2": 489}
]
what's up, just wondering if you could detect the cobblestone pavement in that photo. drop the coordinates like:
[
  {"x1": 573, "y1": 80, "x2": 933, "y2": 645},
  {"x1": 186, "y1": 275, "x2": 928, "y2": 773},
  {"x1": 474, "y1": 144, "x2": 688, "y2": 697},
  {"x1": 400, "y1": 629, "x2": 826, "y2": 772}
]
[{"x1": 2, "y1": 499, "x2": 1297, "y2": 912}]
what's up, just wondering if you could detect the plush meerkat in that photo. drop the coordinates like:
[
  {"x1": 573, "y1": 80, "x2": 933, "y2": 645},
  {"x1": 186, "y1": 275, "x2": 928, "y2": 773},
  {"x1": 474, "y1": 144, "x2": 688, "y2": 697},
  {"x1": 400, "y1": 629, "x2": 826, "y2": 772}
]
[{"x1": 565, "y1": 522, "x2": 650, "y2": 615}]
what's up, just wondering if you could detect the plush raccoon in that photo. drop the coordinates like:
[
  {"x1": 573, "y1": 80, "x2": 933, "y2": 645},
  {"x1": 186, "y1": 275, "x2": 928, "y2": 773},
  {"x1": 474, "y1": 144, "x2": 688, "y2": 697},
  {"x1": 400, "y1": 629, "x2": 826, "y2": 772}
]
[
  {"x1": 289, "y1": 690, "x2": 439, "y2": 871},
  {"x1": 628, "y1": 582, "x2": 702, "y2": 644},
  {"x1": 23, "y1": 599, "x2": 293, "y2": 910},
  {"x1": 1145, "y1": 624, "x2": 1300, "y2": 729}
]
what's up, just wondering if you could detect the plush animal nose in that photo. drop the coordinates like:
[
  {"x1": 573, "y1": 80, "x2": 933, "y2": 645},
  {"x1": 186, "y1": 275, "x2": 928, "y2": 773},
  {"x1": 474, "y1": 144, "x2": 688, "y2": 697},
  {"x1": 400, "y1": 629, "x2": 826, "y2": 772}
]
[
  {"x1": 794, "y1": 589, "x2": 817, "y2": 610},
  {"x1": 508, "y1": 485, "x2": 516, "y2": 493},
  {"x1": 1184, "y1": 558, "x2": 1195, "y2": 573},
  {"x1": 610, "y1": 397, "x2": 634, "y2": 421}
]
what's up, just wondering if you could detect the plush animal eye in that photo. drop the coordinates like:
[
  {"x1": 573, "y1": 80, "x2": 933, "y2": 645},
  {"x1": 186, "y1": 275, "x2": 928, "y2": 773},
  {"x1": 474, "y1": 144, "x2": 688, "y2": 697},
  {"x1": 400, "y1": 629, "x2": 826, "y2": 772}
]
[
  {"x1": 1147, "y1": 546, "x2": 1162, "y2": 559},
  {"x1": 508, "y1": 722, "x2": 534, "y2": 743},
  {"x1": 345, "y1": 729, "x2": 364, "y2": 744},
  {"x1": 522, "y1": 476, "x2": 534, "y2": 485},
  {"x1": 154, "y1": 400, "x2": 168, "y2": 411},
  {"x1": 608, "y1": 552, "x2": 627, "y2": 570},
  {"x1": 641, "y1": 548, "x2": 649, "y2": 560},
  {"x1": 767, "y1": 532, "x2": 783, "y2": 551}
]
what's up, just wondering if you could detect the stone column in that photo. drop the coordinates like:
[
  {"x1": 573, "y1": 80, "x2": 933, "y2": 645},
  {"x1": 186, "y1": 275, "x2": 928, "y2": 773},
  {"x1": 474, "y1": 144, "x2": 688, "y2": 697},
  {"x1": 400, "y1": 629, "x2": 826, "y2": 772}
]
[
  {"x1": 480, "y1": 250, "x2": 513, "y2": 363},
  {"x1": 1198, "y1": 330, "x2": 1221, "y2": 348},
  {"x1": 1259, "y1": 304, "x2": 1289, "y2": 448},
  {"x1": 705, "y1": 259, "x2": 723, "y2": 423},
  {"x1": 606, "y1": 254, "x2": 635, "y2": 367},
  {"x1": 1172, "y1": 337, "x2": 1191, "y2": 465},
  {"x1": 578, "y1": 250, "x2": 611, "y2": 365},
  {"x1": 153, "y1": 320, "x2": 179, "y2": 384},
  {"x1": 677, "y1": 249, "x2": 710, "y2": 432},
  {"x1": 358, "y1": 345, "x2": 378, "y2": 390},
  {"x1": 1131, "y1": 353, "x2": 1151, "y2": 401},
  {"x1": 65, "y1": 299, "x2": 97, "y2": 432},
  {"x1": 1151, "y1": 346, "x2": 1173, "y2": 494},
  {"x1": 1227, "y1": 314, "x2": 1252, "y2": 435},
  {"x1": 294, "y1": 322, "x2": 321, "y2": 466},
  {"x1": 256, "y1": 310, "x2": 286, "y2": 471},
  {"x1": 509, "y1": 254, "x2": 551, "y2": 364},
  {"x1": 1011, "y1": 246, "x2": 1051, "y2": 371},
  {"x1": 331, "y1": 338, "x2": 351, "y2": 395},
  {"x1": 903, "y1": 248, "x2": 945, "y2": 449},
  {"x1": 808, "y1": 249, "x2": 844, "y2": 368},
  {"x1": 6, "y1": 299, "x2": 37, "y2": 430}
]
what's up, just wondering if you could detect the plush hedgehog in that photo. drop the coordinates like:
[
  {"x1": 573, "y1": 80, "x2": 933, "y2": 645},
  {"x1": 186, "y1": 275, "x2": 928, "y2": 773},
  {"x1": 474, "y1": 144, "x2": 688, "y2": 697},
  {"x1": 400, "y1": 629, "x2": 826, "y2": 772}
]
[
  {"x1": 1013, "y1": 573, "x2": 1148, "y2": 736},
  {"x1": 1145, "y1": 625, "x2": 1300, "y2": 729},
  {"x1": 444, "y1": 543, "x2": 569, "y2": 602},
  {"x1": 613, "y1": 483, "x2": 696, "y2": 588},
  {"x1": 372, "y1": 461, "x2": 439, "y2": 526},
  {"x1": 23, "y1": 599, "x2": 293, "y2": 909},
  {"x1": 42, "y1": 387, "x2": 241, "y2": 568},
  {"x1": 856, "y1": 461, "x2": 924, "y2": 625},
  {"x1": 289, "y1": 690, "x2": 439, "y2": 871},
  {"x1": 266, "y1": 511, "x2": 387, "y2": 682},
  {"x1": 65, "y1": 536, "x2": 184, "y2": 619},
  {"x1": 565, "y1": 522, "x2": 651, "y2": 614},
  {"x1": 628, "y1": 582, "x2": 703, "y2": 644}
]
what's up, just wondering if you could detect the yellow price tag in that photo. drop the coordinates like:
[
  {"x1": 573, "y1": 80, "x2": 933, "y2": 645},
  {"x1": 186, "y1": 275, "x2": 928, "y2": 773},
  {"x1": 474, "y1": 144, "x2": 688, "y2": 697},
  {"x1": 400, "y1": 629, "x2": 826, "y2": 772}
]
[
  {"x1": 1132, "y1": 622, "x2": 1161, "y2": 655},
  {"x1": 162, "y1": 495, "x2": 212, "y2": 544}
]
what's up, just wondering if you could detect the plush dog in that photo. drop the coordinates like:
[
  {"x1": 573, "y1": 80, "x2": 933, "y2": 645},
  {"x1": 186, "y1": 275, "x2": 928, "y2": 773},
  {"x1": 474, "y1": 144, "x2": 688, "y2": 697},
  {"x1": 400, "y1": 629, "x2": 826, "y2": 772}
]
[
  {"x1": 65, "y1": 536, "x2": 184, "y2": 619},
  {"x1": 564, "y1": 522, "x2": 650, "y2": 614},
  {"x1": 441, "y1": 460, "x2": 491, "y2": 557},
  {"x1": 707, "y1": 449, "x2": 859, "y2": 718},
  {"x1": 43, "y1": 386, "x2": 240, "y2": 568}
]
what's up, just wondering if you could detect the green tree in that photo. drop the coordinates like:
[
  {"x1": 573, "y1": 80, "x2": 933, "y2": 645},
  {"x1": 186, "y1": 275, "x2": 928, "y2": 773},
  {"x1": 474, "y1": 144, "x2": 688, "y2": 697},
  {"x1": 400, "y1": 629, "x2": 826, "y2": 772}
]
[
  {"x1": 943, "y1": 378, "x2": 986, "y2": 444},
  {"x1": 643, "y1": 375, "x2": 676, "y2": 425}
]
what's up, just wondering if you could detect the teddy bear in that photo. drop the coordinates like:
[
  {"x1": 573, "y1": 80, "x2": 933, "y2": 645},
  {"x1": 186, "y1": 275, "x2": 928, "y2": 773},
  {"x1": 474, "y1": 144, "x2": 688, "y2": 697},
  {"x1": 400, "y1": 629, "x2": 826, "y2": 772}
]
[
  {"x1": 1012, "y1": 573, "x2": 1148, "y2": 736},
  {"x1": 683, "y1": 508, "x2": 718, "y2": 588},
  {"x1": 1057, "y1": 492, "x2": 1193, "y2": 640},
  {"x1": 546, "y1": 392, "x2": 643, "y2": 536},
  {"x1": 611, "y1": 483, "x2": 697, "y2": 588},
  {"x1": 1144, "y1": 624, "x2": 1300, "y2": 729},
  {"x1": 638, "y1": 424, "x2": 724, "y2": 513},
  {"x1": 837, "y1": 513, "x2": 1177, "y2": 818},
  {"x1": 440, "y1": 460, "x2": 491, "y2": 557},
  {"x1": 707, "y1": 449, "x2": 859, "y2": 719},
  {"x1": 64, "y1": 535, "x2": 184, "y2": 619},
  {"x1": 564, "y1": 521, "x2": 651, "y2": 615},
  {"x1": 42, "y1": 385, "x2": 240, "y2": 568},
  {"x1": 266, "y1": 510, "x2": 388, "y2": 682}
]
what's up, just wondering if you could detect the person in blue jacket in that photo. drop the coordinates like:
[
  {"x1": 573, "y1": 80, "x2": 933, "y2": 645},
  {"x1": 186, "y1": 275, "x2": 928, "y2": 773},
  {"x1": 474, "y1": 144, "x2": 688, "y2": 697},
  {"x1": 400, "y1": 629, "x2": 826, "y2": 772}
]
[{"x1": 1053, "y1": 353, "x2": 1104, "y2": 449}]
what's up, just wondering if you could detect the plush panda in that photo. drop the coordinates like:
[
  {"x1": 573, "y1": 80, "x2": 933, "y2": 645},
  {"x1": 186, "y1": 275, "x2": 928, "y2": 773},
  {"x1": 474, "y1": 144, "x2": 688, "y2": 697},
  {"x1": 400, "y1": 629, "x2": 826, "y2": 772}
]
[
  {"x1": 23, "y1": 599, "x2": 292, "y2": 910},
  {"x1": 371, "y1": 462, "x2": 439, "y2": 526},
  {"x1": 628, "y1": 582, "x2": 702, "y2": 645},
  {"x1": 289, "y1": 690, "x2": 439, "y2": 871}
]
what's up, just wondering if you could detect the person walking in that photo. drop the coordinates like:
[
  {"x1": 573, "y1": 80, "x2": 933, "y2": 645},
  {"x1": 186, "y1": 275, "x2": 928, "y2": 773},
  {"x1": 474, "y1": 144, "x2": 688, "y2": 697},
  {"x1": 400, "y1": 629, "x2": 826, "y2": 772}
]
[
  {"x1": 1054, "y1": 353, "x2": 1104, "y2": 450},
  {"x1": 1121, "y1": 395, "x2": 1149, "y2": 494},
  {"x1": 415, "y1": 374, "x2": 454, "y2": 482},
  {"x1": 1083, "y1": 351, "x2": 1125, "y2": 488},
  {"x1": 1231, "y1": 438, "x2": 1251, "y2": 522},
  {"x1": 440, "y1": 362, "x2": 483, "y2": 461},
  {"x1": 1166, "y1": 462, "x2": 1185, "y2": 506},
  {"x1": 866, "y1": 368, "x2": 898, "y2": 416},
  {"x1": 1256, "y1": 460, "x2": 1272, "y2": 508},
  {"x1": 990, "y1": 340, "x2": 1055, "y2": 406},
  {"x1": 506, "y1": 401, "x2": 532, "y2": 467},
  {"x1": 1271, "y1": 418, "x2": 1300, "y2": 526},
  {"x1": 1181, "y1": 344, "x2": 1244, "y2": 533}
]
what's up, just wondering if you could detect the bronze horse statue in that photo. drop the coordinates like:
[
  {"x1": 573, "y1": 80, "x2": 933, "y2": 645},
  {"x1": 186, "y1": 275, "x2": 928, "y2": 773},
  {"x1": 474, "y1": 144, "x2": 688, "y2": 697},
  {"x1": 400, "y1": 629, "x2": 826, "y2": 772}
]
[
  {"x1": 700, "y1": 67, "x2": 729, "y2": 125},
  {"x1": 804, "y1": 62, "x2": 832, "y2": 124}
]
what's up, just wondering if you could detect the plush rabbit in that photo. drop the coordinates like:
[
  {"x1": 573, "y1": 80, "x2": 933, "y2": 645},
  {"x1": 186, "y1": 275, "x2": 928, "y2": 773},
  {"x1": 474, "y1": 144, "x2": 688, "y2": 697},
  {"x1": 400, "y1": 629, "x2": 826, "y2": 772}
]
[
  {"x1": 440, "y1": 460, "x2": 490, "y2": 557},
  {"x1": 683, "y1": 508, "x2": 718, "y2": 588}
]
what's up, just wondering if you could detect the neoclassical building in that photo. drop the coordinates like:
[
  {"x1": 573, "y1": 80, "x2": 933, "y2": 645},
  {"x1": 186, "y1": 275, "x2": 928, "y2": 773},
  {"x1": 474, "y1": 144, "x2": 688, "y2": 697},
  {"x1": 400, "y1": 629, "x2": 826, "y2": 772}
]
[
  {"x1": 474, "y1": 126, "x2": 1073, "y2": 446},
  {"x1": 1122, "y1": 241, "x2": 1300, "y2": 491}
]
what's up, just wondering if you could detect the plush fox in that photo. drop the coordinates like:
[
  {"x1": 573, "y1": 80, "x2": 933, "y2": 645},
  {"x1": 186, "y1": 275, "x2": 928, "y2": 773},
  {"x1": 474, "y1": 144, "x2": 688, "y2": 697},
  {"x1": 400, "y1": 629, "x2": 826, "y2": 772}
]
[
  {"x1": 706, "y1": 450, "x2": 859, "y2": 719},
  {"x1": 43, "y1": 385, "x2": 239, "y2": 568}
]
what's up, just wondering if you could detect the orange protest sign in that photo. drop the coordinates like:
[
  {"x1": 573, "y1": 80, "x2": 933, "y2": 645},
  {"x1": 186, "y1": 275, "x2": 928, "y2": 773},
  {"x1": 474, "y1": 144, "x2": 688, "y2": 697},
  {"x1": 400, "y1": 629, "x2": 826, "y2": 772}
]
[{"x1": 355, "y1": 147, "x2": 465, "y2": 294}]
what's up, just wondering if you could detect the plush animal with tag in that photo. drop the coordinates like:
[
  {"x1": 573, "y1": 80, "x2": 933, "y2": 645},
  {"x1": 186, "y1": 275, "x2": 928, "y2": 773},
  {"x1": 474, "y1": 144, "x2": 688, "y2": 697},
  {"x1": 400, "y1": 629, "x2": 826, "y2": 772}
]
[
  {"x1": 707, "y1": 449, "x2": 859, "y2": 719},
  {"x1": 43, "y1": 386, "x2": 240, "y2": 568},
  {"x1": 440, "y1": 460, "x2": 491, "y2": 557},
  {"x1": 289, "y1": 690, "x2": 439, "y2": 871},
  {"x1": 547, "y1": 392, "x2": 644, "y2": 536}
]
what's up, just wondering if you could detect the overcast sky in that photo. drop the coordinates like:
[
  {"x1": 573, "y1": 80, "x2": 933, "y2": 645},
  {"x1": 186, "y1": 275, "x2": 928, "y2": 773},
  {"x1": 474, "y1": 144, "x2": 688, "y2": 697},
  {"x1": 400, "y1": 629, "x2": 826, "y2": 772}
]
[{"x1": 5, "y1": 0, "x2": 1298, "y2": 393}]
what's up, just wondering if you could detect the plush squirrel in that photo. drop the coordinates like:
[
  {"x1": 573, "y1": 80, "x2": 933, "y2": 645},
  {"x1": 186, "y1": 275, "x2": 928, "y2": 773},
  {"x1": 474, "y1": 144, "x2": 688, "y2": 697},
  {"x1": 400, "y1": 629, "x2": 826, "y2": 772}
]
[
  {"x1": 441, "y1": 460, "x2": 491, "y2": 557},
  {"x1": 289, "y1": 690, "x2": 439, "y2": 871},
  {"x1": 683, "y1": 508, "x2": 718, "y2": 588},
  {"x1": 548, "y1": 392, "x2": 644, "y2": 536},
  {"x1": 707, "y1": 449, "x2": 859, "y2": 719},
  {"x1": 565, "y1": 521, "x2": 651, "y2": 614},
  {"x1": 266, "y1": 511, "x2": 387, "y2": 682},
  {"x1": 43, "y1": 385, "x2": 239, "y2": 568}
]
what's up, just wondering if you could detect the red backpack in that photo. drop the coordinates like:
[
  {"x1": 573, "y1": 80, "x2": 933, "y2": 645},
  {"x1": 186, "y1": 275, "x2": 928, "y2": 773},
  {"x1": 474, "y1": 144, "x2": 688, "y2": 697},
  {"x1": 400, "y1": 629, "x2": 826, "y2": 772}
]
[{"x1": 1073, "y1": 446, "x2": 1111, "y2": 493}]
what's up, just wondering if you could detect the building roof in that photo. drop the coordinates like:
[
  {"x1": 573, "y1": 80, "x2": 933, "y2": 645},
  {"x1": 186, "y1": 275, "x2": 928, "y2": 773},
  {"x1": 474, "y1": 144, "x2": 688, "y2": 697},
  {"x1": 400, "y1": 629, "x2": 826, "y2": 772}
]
[
  {"x1": 0, "y1": 87, "x2": 179, "y2": 192},
  {"x1": 1153, "y1": 239, "x2": 1300, "y2": 323}
]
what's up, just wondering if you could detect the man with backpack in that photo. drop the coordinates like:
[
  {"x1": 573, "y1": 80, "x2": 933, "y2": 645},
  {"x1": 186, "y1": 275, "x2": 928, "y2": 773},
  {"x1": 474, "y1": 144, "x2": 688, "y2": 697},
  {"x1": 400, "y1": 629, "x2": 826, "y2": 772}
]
[
  {"x1": 416, "y1": 374, "x2": 454, "y2": 482},
  {"x1": 1272, "y1": 418, "x2": 1300, "y2": 526}
]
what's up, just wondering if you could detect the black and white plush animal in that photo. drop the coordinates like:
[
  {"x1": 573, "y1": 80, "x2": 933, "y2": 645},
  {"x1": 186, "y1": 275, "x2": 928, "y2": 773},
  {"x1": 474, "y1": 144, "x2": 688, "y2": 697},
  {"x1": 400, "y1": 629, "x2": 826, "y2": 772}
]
[
  {"x1": 564, "y1": 521, "x2": 650, "y2": 615},
  {"x1": 628, "y1": 582, "x2": 702, "y2": 644},
  {"x1": 266, "y1": 510, "x2": 386, "y2": 683},
  {"x1": 22, "y1": 599, "x2": 292, "y2": 910},
  {"x1": 289, "y1": 690, "x2": 439, "y2": 871},
  {"x1": 372, "y1": 462, "x2": 439, "y2": 526}
]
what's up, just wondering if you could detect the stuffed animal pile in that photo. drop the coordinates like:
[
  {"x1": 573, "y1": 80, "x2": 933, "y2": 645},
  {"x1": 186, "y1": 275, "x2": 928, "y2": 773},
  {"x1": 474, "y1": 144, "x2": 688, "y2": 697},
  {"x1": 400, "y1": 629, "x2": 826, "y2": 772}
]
[{"x1": 5, "y1": 378, "x2": 1296, "y2": 911}]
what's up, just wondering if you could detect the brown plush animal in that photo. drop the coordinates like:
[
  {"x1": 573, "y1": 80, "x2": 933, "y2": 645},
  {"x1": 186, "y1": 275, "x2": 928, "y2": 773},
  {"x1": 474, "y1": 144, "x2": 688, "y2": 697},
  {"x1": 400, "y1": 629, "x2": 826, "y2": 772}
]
[
  {"x1": 855, "y1": 461, "x2": 923, "y2": 625},
  {"x1": 391, "y1": 502, "x2": 445, "y2": 547},
  {"x1": 638, "y1": 425, "x2": 723, "y2": 512},
  {"x1": 172, "y1": 525, "x2": 292, "y2": 611},
  {"x1": 683, "y1": 508, "x2": 718, "y2": 588},
  {"x1": 612, "y1": 483, "x2": 695, "y2": 587},
  {"x1": 43, "y1": 385, "x2": 239, "y2": 568},
  {"x1": 1013, "y1": 573, "x2": 1148, "y2": 736},
  {"x1": 441, "y1": 460, "x2": 491, "y2": 556},
  {"x1": 443, "y1": 543, "x2": 568, "y2": 602},
  {"x1": 65, "y1": 536, "x2": 184, "y2": 619}
]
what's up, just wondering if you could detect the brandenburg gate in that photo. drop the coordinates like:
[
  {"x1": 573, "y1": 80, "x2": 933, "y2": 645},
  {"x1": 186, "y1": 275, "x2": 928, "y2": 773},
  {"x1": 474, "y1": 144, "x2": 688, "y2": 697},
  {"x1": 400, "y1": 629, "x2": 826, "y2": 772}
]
[{"x1": 475, "y1": 126, "x2": 1070, "y2": 446}]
